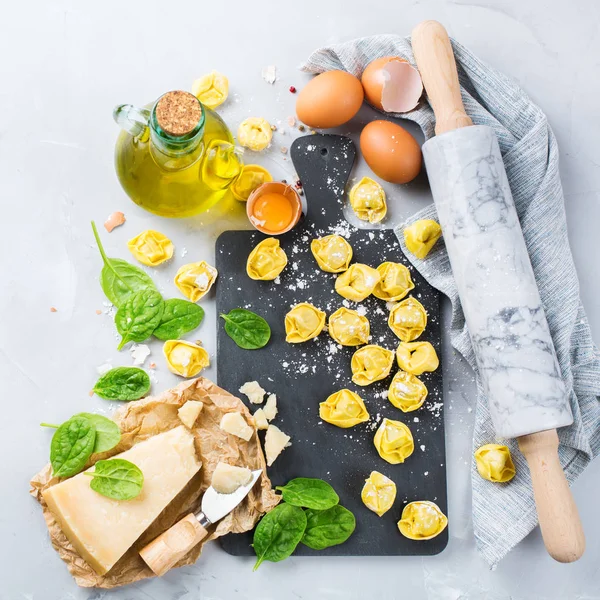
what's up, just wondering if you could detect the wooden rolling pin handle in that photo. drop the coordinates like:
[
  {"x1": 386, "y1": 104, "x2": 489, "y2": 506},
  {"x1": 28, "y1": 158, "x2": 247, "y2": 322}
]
[
  {"x1": 411, "y1": 20, "x2": 473, "y2": 135},
  {"x1": 518, "y1": 430, "x2": 585, "y2": 563},
  {"x1": 139, "y1": 513, "x2": 208, "y2": 576}
]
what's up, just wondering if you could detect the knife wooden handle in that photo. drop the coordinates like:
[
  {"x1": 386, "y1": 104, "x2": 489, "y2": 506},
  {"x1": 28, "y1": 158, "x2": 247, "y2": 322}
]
[
  {"x1": 518, "y1": 429, "x2": 585, "y2": 563},
  {"x1": 139, "y1": 513, "x2": 208, "y2": 576},
  {"x1": 411, "y1": 20, "x2": 473, "y2": 135}
]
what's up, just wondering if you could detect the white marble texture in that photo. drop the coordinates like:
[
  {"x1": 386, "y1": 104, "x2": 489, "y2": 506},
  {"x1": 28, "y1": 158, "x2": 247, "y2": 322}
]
[
  {"x1": 423, "y1": 125, "x2": 572, "y2": 438},
  {"x1": 2, "y1": 1, "x2": 600, "y2": 599}
]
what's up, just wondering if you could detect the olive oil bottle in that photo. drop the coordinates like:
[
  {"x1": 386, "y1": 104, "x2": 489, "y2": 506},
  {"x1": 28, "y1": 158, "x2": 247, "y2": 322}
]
[{"x1": 114, "y1": 91, "x2": 242, "y2": 218}]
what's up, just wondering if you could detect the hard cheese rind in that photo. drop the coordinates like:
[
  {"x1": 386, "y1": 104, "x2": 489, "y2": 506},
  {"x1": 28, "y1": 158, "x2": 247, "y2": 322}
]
[{"x1": 42, "y1": 425, "x2": 201, "y2": 576}]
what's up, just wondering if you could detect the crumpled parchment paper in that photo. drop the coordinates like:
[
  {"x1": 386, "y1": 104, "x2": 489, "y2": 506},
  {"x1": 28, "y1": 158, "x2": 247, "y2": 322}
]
[{"x1": 30, "y1": 377, "x2": 280, "y2": 588}]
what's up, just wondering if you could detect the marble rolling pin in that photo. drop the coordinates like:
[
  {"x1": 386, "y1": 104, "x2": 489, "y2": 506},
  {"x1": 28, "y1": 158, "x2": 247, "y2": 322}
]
[{"x1": 411, "y1": 20, "x2": 585, "y2": 562}]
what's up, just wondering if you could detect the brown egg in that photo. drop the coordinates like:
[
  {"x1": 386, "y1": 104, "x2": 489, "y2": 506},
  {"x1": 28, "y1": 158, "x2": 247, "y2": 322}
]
[
  {"x1": 360, "y1": 120, "x2": 422, "y2": 184},
  {"x1": 361, "y1": 56, "x2": 423, "y2": 113},
  {"x1": 296, "y1": 70, "x2": 364, "y2": 129}
]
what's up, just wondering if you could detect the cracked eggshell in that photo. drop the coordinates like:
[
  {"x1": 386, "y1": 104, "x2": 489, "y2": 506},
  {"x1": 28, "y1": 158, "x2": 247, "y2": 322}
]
[{"x1": 361, "y1": 56, "x2": 423, "y2": 113}]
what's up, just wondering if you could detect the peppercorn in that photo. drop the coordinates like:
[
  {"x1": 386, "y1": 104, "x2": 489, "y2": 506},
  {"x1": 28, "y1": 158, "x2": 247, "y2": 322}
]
[{"x1": 289, "y1": 86, "x2": 296, "y2": 93}]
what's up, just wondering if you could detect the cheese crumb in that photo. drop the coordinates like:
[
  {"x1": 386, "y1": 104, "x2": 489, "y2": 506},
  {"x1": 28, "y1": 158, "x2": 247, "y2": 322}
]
[
  {"x1": 239, "y1": 381, "x2": 267, "y2": 404},
  {"x1": 178, "y1": 401, "x2": 203, "y2": 429},
  {"x1": 211, "y1": 462, "x2": 252, "y2": 494},
  {"x1": 264, "y1": 425, "x2": 291, "y2": 467},
  {"x1": 263, "y1": 394, "x2": 278, "y2": 421},
  {"x1": 130, "y1": 343, "x2": 151, "y2": 366},
  {"x1": 220, "y1": 412, "x2": 254, "y2": 441},
  {"x1": 253, "y1": 408, "x2": 269, "y2": 430}
]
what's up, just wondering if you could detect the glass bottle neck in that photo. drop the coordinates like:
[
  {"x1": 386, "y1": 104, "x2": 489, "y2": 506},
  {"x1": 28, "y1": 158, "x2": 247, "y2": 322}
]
[{"x1": 150, "y1": 101, "x2": 205, "y2": 158}]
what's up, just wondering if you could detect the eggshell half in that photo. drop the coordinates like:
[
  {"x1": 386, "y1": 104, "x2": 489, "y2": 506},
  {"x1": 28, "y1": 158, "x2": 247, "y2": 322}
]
[
  {"x1": 296, "y1": 70, "x2": 364, "y2": 129},
  {"x1": 361, "y1": 56, "x2": 423, "y2": 113},
  {"x1": 360, "y1": 120, "x2": 422, "y2": 184}
]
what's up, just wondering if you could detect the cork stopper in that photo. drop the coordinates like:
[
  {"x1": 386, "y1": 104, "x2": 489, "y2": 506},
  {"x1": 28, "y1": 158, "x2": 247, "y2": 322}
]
[{"x1": 155, "y1": 91, "x2": 202, "y2": 136}]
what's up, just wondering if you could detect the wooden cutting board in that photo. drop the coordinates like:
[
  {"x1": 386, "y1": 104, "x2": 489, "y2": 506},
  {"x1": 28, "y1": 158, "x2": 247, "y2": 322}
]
[{"x1": 216, "y1": 134, "x2": 447, "y2": 556}]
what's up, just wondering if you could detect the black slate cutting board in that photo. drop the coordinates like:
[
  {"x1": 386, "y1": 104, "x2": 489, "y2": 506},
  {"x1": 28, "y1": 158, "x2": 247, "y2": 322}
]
[{"x1": 216, "y1": 134, "x2": 447, "y2": 556}]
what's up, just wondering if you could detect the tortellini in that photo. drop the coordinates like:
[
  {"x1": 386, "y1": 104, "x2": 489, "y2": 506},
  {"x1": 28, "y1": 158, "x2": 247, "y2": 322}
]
[
  {"x1": 192, "y1": 70, "x2": 229, "y2": 109},
  {"x1": 319, "y1": 389, "x2": 370, "y2": 428},
  {"x1": 285, "y1": 303, "x2": 326, "y2": 343},
  {"x1": 373, "y1": 262, "x2": 415, "y2": 302},
  {"x1": 361, "y1": 471, "x2": 397, "y2": 517},
  {"x1": 388, "y1": 297, "x2": 427, "y2": 342},
  {"x1": 373, "y1": 418, "x2": 414, "y2": 464},
  {"x1": 335, "y1": 263, "x2": 381, "y2": 302},
  {"x1": 247, "y1": 237, "x2": 288, "y2": 281},
  {"x1": 388, "y1": 371, "x2": 428, "y2": 413},
  {"x1": 232, "y1": 164, "x2": 273, "y2": 201},
  {"x1": 396, "y1": 341, "x2": 439, "y2": 375},
  {"x1": 163, "y1": 340, "x2": 210, "y2": 378},
  {"x1": 311, "y1": 235, "x2": 353, "y2": 274},
  {"x1": 404, "y1": 219, "x2": 442, "y2": 259},
  {"x1": 397, "y1": 501, "x2": 448, "y2": 540},
  {"x1": 351, "y1": 345, "x2": 394, "y2": 386},
  {"x1": 237, "y1": 117, "x2": 273, "y2": 151},
  {"x1": 127, "y1": 230, "x2": 174, "y2": 267},
  {"x1": 328, "y1": 307, "x2": 370, "y2": 347},
  {"x1": 349, "y1": 176, "x2": 387, "y2": 224},
  {"x1": 474, "y1": 444, "x2": 516, "y2": 483},
  {"x1": 175, "y1": 261, "x2": 218, "y2": 302}
]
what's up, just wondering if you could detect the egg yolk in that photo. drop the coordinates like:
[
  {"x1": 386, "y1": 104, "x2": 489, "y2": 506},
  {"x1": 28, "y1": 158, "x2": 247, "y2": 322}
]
[{"x1": 252, "y1": 192, "x2": 294, "y2": 232}]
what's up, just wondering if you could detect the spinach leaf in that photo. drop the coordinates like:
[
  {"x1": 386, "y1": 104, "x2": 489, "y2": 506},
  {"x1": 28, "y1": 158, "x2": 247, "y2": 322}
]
[
  {"x1": 301, "y1": 505, "x2": 356, "y2": 550},
  {"x1": 74, "y1": 413, "x2": 121, "y2": 453},
  {"x1": 50, "y1": 416, "x2": 97, "y2": 478},
  {"x1": 115, "y1": 290, "x2": 164, "y2": 350},
  {"x1": 43, "y1": 414, "x2": 121, "y2": 453},
  {"x1": 92, "y1": 367, "x2": 151, "y2": 401},
  {"x1": 153, "y1": 299, "x2": 205, "y2": 341},
  {"x1": 84, "y1": 458, "x2": 143, "y2": 500},
  {"x1": 91, "y1": 221, "x2": 156, "y2": 307},
  {"x1": 220, "y1": 308, "x2": 271, "y2": 350},
  {"x1": 253, "y1": 503, "x2": 307, "y2": 571},
  {"x1": 276, "y1": 478, "x2": 339, "y2": 510}
]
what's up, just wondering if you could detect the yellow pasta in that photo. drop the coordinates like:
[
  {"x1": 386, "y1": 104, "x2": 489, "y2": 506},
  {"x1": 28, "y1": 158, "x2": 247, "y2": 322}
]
[
  {"x1": 335, "y1": 263, "x2": 381, "y2": 302},
  {"x1": 403, "y1": 220, "x2": 442, "y2": 259},
  {"x1": 238, "y1": 117, "x2": 273, "y2": 151},
  {"x1": 319, "y1": 389, "x2": 369, "y2": 428},
  {"x1": 373, "y1": 418, "x2": 414, "y2": 464},
  {"x1": 311, "y1": 235, "x2": 353, "y2": 273},
  {"x1": 163, "y1": 340, "x2": 210, "y2": 378},
  {"x1": 174, "y1": 261, "x2": 218, "y2": 302},
  {"x1": 388, "y1": 297, "x2": 427, "y2": 342},
  {"x1": 351, "y1": 345, "x2": 394, "y2": 386},
  {"x1": 388, "y1": 371, "x2": 428, "y2": 413},
  {"x1": 328, "y1": 307, "x2": 370, "y2": 347},
  {"x1": 349, "y1": 176, "x2": 387, "y2": 223},
  {"x1": 474, "y1": 444, "x2": 516, "y2": 483},
  {"x1": 361, "y1": 471, "x2": 397, "y2": 517},
  {"x1": 395, "y1": 341, "x2": 439, "y2": 375},
  {"x1": 246, "y1": 238, "x2": 288, "y2": 281},
  {"x1": 397, "y1": 501, "x2": 448, "y2": 540},
  {"x1": 373, "y1": 262, "x2": 415, "y2": 302},
  {"x1": 231, "y1": 164, "x2": 273, "y2": 201},
  {"x1": 192, "y1": 71, "x2": 229, "y2": 109},
  {"x1": 127, "y1": 230, "x2": 174, "y2": 267},
  {"x1": 285, "y1": 303, "x2": 326, "y2": 343}
]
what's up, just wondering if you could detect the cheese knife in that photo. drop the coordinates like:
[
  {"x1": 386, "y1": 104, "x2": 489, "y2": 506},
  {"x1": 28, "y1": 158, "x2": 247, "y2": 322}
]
[
  {"x1": 411, "y1": 20, "x2": 585, "y2": 562},
  {"x1": 140, "y1": 469, "x2": 262, "y2": 576}
]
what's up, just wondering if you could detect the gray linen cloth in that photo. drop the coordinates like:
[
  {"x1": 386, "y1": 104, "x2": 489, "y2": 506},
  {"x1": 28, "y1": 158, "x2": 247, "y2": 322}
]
[{"x1": 301, "y1": 34, "x2": 600, "y2": 567}]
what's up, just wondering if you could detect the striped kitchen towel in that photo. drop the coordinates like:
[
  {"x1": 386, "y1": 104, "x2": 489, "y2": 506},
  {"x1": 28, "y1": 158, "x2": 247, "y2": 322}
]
[{"x1": 301, "y1": 34, "x2": 600, "y2": 567}]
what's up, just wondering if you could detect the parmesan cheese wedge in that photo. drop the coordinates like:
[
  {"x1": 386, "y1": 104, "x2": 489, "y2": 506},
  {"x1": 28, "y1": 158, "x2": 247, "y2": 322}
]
[
  {"x1": 211, "y1": 462, "x2": 252, "y2": 494},
  {"x1": 263, "y1": 394, "x2": 278, "y2": 421},
  {"x1": 253, "y1": 408, "x2": 269, "y2": 430},
  {"x1": 264, "y1": 424, "x2": 291, "y2": 466},
  {"x1": 220, "y1": 412, "x2": 254, "y2": 441},
  {"x1": 42, "y1": 426, "x2": 201, "y2": 576},
  {"x1": 178, "y1": 400, "x2": 203, "y2": 429}
]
